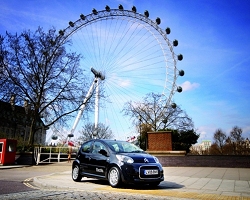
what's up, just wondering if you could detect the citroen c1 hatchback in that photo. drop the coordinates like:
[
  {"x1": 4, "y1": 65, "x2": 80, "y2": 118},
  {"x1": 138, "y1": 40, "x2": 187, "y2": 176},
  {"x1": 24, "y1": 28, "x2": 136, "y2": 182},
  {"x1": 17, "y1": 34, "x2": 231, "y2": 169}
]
[{"x1": 72, "y1": 139, "x2": 164, "y2": 187}]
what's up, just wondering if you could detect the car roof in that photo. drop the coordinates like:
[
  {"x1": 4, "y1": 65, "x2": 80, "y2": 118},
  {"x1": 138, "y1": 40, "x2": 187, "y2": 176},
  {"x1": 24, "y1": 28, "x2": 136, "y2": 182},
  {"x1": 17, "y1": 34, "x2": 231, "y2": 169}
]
[{"x1": 91, "y1": 139, "x2": 125, "y2": 142}]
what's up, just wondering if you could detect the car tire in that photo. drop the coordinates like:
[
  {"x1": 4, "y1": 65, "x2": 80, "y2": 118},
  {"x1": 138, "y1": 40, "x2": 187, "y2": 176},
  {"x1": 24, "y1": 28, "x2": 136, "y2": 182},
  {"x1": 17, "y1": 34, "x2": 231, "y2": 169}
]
[
  {"x1": 72, "y1": 164, "x2": 82, "y2": 182},
  {"x1": 108, "y1": 166, "x2": 122, "y2": 188}
]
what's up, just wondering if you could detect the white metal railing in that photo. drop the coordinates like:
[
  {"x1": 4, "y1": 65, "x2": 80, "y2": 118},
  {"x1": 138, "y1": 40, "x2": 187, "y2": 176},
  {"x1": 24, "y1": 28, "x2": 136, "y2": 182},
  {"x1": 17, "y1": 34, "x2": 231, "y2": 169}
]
[{"x1": 34, "y1": 146, "x2": 79, "y2": 165}]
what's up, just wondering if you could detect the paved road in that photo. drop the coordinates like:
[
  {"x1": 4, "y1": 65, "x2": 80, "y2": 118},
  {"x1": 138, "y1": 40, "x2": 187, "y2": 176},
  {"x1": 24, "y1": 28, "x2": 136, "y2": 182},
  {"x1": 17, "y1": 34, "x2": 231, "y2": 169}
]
[{"x1": 0, "y1": 162, "x2": 250, "y2": 199}]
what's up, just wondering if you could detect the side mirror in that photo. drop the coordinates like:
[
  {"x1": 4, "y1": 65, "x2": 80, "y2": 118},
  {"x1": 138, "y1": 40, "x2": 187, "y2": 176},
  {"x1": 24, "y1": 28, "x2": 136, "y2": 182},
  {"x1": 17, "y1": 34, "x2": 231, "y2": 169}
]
[{"x1": 99, "y1": 149, "x2": 108, "y2": 157}]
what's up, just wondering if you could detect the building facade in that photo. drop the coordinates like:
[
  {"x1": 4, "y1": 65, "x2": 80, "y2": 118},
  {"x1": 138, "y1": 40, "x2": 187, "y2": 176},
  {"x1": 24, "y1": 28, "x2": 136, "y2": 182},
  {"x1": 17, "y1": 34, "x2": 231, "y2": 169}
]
[
  {"x1": 0, "y1": 99, "x2": 47, "y2": 146},
  {"x1": 190, "y1": 140, "x2": 212, "y2": 154}
]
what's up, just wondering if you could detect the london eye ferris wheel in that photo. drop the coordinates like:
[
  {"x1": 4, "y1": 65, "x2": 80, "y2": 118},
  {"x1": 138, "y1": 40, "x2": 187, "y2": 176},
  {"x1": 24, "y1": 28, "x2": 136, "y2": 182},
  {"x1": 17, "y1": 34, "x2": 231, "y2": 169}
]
[{"x1": 51, "y1": 5, "x2": 185, "y2": 142}]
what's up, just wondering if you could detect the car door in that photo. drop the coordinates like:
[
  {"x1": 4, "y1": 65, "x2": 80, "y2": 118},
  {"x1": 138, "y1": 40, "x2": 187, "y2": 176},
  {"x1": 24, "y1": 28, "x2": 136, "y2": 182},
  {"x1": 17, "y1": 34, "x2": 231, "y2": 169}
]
[
  {"x1": 88, "y1": 141, "x2": 109, "y2": 177},
  {"x1": 78, "y1": 141, "x2": 93, "y2": 174}
]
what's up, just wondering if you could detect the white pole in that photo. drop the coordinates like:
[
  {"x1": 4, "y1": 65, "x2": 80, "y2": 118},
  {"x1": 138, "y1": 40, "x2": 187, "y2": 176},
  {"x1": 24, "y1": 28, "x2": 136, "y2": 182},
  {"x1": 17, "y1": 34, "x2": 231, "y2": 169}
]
[
  {"x1": 94, "y1": 78, "x2": 100, "y2": 139},
  {"x1": 70, "y1": 78, "x2": 97, "y2": 136}
]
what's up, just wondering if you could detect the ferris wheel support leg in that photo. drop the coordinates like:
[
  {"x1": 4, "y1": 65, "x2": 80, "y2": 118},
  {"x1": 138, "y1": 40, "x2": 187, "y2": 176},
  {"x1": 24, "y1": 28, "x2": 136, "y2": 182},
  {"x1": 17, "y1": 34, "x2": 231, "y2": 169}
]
[
  {"x1": 94, "y1": 79, "x2": 100, "y2": 139},
  {"x1": 69, "y1": 78, "x2": 97, "y2": 137}
]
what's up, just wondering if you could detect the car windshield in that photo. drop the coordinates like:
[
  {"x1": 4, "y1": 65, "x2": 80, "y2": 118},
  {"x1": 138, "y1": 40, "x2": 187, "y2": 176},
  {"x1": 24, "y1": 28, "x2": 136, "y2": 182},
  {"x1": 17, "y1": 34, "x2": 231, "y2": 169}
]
[{"x1": 105, "y1": 140, "x2": 144, "y2": 153}]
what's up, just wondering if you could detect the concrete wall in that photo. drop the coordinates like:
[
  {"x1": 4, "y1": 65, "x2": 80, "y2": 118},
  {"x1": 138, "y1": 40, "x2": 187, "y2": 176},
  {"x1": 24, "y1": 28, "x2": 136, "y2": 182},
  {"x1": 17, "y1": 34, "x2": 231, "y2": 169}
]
[
  {"x1": 15, "y1": 152, "x2": 250, "y2": 168},
  {"x1": 157, "y1": 155, "x2": 250, "y2": 168}
]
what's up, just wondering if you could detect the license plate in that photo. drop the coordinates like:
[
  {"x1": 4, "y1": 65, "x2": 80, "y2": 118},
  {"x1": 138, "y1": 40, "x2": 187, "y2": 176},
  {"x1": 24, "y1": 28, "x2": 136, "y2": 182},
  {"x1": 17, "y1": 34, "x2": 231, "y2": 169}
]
[{"x1": 144, "y1": 169, "x2": 158, "y2": 175}]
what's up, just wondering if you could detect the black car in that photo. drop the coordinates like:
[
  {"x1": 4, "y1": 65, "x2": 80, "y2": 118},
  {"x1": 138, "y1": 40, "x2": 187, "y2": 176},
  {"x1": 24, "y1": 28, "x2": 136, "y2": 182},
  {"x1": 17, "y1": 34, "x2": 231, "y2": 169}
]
[{"x1": 72, "y1": 139, "x2": 164, "y2": 187}]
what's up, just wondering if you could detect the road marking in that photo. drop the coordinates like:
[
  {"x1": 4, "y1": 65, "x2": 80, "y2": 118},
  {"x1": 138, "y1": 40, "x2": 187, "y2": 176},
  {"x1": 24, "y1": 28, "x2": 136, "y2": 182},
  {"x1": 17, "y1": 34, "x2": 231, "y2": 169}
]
[
  {"x1": 99, "y1": 187, "x2": 250, "y2": 200},
  {"x1": 23, "y1": 178, "x2": 40, "y2": 190}
]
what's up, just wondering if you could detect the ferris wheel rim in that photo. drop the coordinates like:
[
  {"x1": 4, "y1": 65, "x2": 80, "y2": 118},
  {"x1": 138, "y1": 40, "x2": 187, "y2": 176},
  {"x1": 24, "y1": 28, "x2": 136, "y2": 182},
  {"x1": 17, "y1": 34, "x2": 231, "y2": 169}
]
[{"x1": 57, "y1": 7, "x2": 181, "y2": 106}]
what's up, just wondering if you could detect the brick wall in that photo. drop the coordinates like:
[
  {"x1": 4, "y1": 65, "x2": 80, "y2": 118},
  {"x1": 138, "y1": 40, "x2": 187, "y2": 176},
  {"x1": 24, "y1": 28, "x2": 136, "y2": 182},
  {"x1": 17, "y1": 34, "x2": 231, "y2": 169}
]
[{"x1": 147, "y1": 131, "x2": 172, "y2": 151}]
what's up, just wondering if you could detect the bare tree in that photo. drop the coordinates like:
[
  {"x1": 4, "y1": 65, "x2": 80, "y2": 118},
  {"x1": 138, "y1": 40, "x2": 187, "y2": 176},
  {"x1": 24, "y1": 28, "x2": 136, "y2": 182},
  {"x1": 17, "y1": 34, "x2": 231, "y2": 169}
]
[
  {"x1": 229, "y1": 126, "x2": 244, "y2": 155},
  {"x1": 0, "y1": 36, "x2": 17, "y2": 98},
  {"x1": 138, "y1": 123, "x2": 153, "y2": 150},
  {"x1": 0, "y1": 27, "x2": 91, "y2": 146},
  {"x1": 211, "y1": 126, "x2": 249, "y2": 155},
  {"x1": 209, "y1": 143, "x2": 221, "y2": 155},
  {"x1": 78, "y1": 123, "x2": 114, "y2": 142},
  {"x1": 213, "y1": 129, "x2": 227, "y2": 154},
  {"x1": 123, "y1": 92, "x2": 194, "y2": 132},
  {"x1": 230, "y1": 126, "x2": 243, "y2": 143}
]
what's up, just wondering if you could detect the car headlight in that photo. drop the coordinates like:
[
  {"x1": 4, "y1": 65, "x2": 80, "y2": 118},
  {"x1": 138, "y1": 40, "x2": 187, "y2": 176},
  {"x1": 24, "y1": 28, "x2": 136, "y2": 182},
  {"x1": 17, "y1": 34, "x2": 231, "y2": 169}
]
[
  {"x1": 116, "y1": 155, "x2": 134, "y2": 164},
  {"x1": 153, "y1": 156, "x2": 159, "y2": 163}
]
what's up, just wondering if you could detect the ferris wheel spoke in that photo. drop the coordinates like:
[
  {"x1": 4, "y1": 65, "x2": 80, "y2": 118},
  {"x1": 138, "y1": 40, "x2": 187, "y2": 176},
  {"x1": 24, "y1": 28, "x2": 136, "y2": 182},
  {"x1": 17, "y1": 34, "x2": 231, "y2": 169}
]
[
  {"x1": 105, "y1": 23, "x2": 144, "y2": 70},
  {"x1": 102, "y1": 19, "x2": 127, "y2": 69}
]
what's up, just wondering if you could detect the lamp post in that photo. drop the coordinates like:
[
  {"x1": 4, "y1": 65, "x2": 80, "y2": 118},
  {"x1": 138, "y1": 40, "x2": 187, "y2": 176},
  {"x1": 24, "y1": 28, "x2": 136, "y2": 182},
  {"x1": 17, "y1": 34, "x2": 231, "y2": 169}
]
[
  {"x1": 23, "y1": 100, "x2": 31, "y2": 149},
  {"x1": 162, "y1": 102, "x2": 177, "y2": 130},
  {"x1": 138, "y1": 115, "x2": 142, "y2": 147},
  {"x1": 138, "y1": 115, "x2": 142, "y2": 148},
  {"x1": 10, "y1": 95, "x2": 16, "y2": 138},
  {"x1": 162, "y1": 118, "x2": 168, "y2": 130},
  {"x1": 93, "y1": 128, "x2": 98, "y2": 139}
]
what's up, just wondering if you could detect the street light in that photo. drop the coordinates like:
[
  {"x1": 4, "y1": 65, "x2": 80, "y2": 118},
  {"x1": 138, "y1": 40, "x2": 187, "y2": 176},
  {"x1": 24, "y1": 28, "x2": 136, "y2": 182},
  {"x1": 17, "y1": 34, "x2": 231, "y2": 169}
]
[
  {"x1": 23, "y1": 100, "x2": 31, "y2": 147},
  {"x1": 162, "y1": 103, "x2": 177, "y2": 130},
  {"x1": 138, "y1": 115, "x2": 142, "y2": 148},
  {"x1": 93, "y1": 129, "x2": 98, "y2": 139},
  {"x1": 162, "y1": 118, "x2": 168, "y2": 130}
]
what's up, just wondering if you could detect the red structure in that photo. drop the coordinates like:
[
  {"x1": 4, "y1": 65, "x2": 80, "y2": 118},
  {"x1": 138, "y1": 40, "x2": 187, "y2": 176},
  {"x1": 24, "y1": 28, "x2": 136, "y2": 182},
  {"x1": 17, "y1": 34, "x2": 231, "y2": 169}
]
[
  {"x1": 147, "y1": 131, "x2": 172, "y2": 151},
  {"x1": 0, "y1": 139, "x2": 17, "y2": 165}
]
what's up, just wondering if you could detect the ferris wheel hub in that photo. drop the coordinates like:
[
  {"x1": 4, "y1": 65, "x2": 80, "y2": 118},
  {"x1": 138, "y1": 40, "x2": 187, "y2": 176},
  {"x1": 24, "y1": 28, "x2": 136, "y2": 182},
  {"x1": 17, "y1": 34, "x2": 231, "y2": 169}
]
[{"x1": 91, "y1": 67, "x2": 105, "y2": 80}]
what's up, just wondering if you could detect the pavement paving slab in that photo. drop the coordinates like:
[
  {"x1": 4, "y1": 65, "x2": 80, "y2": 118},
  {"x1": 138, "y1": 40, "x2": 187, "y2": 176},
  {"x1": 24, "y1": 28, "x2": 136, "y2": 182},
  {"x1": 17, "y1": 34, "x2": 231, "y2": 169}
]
[{"x1": 1, "y1": 163, "x2": 250, "y2": 199}]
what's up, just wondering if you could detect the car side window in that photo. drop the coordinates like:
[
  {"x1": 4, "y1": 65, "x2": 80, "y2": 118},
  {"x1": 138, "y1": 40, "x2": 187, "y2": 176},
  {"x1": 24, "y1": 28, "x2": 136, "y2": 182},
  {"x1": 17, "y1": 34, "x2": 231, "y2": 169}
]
[
  {"x1": 112, "y1": 144, "x2": 120, "y2": 152},
  {"x1": 81, "y1": 141, "x2": 92, "y2": 153},
  {"x1": 92, "y1": 141, "x2": 107, "y2": 154}
]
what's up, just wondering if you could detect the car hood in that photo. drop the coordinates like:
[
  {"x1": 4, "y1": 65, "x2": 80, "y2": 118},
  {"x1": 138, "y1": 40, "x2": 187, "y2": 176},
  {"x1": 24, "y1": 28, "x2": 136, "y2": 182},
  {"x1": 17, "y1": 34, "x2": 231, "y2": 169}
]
[{"x1": 119, "y1": 152, "x2": 157, "y2": 163}]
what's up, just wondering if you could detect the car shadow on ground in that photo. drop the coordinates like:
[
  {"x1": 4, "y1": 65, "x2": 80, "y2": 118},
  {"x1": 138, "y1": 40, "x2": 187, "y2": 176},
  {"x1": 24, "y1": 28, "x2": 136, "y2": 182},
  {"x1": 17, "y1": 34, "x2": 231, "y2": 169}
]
[
  {"x1": 80, "y1": 179, "x2": 109, "y2": 186},
  {"x1": 80, "y1": 179, "x2": 184, "y2": 190}
]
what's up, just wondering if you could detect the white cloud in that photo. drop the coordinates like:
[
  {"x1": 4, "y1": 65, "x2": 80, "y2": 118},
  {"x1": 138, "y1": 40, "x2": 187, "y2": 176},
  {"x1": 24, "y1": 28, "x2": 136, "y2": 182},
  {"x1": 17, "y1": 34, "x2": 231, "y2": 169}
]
[
  {"x1": 119, "y1": 79, "x2": 131, "y2": 87},
  {"x1": 242, "y1": 126, "x2": 250, "y2": 139},
  {"x1": 196, "y1": 125, "x2": 217, "y2": 143},
  {"x1": 181, "y1": 81, "x2": 200, "y2": 91}
]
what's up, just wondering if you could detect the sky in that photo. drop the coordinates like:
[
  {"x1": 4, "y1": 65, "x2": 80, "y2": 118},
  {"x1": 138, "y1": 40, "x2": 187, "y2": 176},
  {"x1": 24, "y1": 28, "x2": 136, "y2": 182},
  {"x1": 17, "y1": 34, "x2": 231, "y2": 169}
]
[{"x1": 1, "y1": 0, "x2": 250, "y2": 143}]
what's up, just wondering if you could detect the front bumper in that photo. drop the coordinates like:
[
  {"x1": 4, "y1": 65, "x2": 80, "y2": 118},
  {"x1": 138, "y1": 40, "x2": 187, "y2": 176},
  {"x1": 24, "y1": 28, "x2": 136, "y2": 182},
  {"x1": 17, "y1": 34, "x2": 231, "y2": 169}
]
[{"x1": 120, "y1": 163, "x2": 164, "y2": 184}]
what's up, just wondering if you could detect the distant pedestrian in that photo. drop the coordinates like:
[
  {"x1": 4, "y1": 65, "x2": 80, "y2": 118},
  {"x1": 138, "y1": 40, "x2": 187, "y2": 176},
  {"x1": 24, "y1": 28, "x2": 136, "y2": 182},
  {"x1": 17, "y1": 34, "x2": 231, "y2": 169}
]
[{"x1": 68, "y1": 146, "x2": 72, "y2": 163}]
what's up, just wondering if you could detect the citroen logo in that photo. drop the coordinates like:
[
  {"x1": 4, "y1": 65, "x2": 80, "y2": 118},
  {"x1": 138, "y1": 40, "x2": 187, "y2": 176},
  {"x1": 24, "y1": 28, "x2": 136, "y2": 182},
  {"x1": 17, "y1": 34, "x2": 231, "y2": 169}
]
[{"x1": 144, "y1": 158, "x2": 149, "y2": 163}]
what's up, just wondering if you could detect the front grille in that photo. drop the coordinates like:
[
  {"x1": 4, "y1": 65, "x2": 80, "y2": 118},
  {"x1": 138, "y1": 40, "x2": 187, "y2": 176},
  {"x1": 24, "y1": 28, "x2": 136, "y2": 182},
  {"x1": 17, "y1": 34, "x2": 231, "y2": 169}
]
[{"x1": 139, "y1": 165, "x2": 161, "y2": 179}]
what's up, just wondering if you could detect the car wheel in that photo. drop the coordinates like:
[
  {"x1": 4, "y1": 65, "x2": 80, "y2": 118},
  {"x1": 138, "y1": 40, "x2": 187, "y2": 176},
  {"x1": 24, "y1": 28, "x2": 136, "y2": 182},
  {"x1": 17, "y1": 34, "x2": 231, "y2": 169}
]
[
  {"x1": 72, "y1": 164, "x2": 82, "y2": 182},
  {"x1": 108, "y1": 166, "x2": 122, "y2": 188}
]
